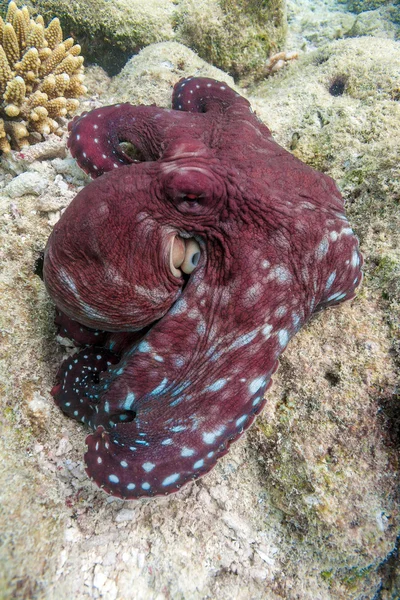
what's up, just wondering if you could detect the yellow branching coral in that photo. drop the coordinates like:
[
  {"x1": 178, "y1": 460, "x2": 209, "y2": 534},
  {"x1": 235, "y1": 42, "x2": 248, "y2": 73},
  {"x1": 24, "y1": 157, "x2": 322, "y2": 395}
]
[{"x1": 0, "y1": 1, "x2": 86, "y2": 151}]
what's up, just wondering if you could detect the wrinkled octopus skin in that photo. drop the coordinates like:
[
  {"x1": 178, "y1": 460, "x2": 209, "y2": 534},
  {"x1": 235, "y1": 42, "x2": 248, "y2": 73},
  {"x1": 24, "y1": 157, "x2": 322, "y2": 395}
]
[{"x1": 43, "y1": 76, "x2": 363, "y2": 499}]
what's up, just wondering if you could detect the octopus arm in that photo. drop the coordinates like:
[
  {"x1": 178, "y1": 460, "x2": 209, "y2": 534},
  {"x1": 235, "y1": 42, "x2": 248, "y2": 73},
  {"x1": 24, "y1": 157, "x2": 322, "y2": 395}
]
[{"x1": 67, "y1": 104, "x2": 167, "y2": 177}]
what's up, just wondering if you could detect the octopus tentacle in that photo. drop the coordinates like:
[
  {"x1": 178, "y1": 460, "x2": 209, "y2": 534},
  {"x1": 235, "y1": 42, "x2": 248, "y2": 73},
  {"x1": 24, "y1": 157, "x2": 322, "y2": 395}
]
[
  {"x1": 67, "y1": 104, "x2": 166, "y2": 177},
  {"x1": 172, "y1": 76, "x2": 251, "y2": 115},
  {"x1": 55, "y1": 309, "x2": 108, "y2": 347},
  {"x1": 51, "y1": 348, "x2": 120, "y2": 425},
  {"x1": 80, "y1": 234, "x2": 310, "y2": 498}
]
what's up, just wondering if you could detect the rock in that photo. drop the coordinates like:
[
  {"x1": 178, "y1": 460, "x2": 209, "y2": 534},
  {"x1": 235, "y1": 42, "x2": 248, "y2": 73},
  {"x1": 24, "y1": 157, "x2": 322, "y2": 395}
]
[
  {"x1": 346, "y1": 0, "x2": 392, "y2": 14},
  {"x1": 345, "y1": 8, "x2": 398, "y2": 37},
  {"x1": 3, "y1": 171, "x2": 50, "y2": 198},
  {"x1": 109, "y1": 42, "x2": 236, "y2": 107},
  {"x1": 32, "y1": 0, "x2": 287, "y2": 78},
  {"x1": 115, "y1": 509, "x2": 136, "y2": 523},
  {"x1": 174, "y1": 0, "x2": 287, "y2": 78},
  {"x1": 32, "y1": 0, "x2": 176, "y2": 75}
]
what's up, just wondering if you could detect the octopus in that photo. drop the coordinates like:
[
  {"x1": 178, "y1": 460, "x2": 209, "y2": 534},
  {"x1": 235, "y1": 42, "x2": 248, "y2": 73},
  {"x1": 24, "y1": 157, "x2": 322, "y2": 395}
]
[{"x1": 43, "y1": 76, "x2": 363, "y2": 499}]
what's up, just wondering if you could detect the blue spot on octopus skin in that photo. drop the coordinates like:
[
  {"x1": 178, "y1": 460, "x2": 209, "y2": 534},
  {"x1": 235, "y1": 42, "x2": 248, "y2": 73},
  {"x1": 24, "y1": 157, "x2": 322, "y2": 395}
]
[{"x1": 43, "y1": 76, "x2": 363, "y2": 499}]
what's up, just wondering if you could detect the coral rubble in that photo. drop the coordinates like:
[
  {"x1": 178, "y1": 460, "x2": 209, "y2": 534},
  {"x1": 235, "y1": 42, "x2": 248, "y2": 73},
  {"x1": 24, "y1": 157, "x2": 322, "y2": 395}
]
[{"x1": 0, "y1": 1, "x2": 86, "y2": 151}]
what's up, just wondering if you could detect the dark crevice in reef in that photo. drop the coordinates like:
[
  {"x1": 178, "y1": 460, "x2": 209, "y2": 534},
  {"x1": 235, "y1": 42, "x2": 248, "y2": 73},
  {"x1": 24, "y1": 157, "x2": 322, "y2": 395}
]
[
  {"x1": 34, "y1": 251, "x2": 44, "y2": 280},
  {"x1": 373, "y1": 535, "x2": 400, "y2": 600},
  {"x1": 328, "y1": 75, "x2": 348, "y2": 96},
  {"x1": 378, "y1": 389, "x2": 400, "y2": 450},
  {"x1": 324, "y1": 370, "x2": 341, "y2": 387}
]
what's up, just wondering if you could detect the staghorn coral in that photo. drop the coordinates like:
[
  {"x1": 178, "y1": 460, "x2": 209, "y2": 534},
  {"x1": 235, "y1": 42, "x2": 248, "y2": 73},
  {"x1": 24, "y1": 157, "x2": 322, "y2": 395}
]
[{"x1": 0, "y1": 1, "x2": 86, "y2": 151}]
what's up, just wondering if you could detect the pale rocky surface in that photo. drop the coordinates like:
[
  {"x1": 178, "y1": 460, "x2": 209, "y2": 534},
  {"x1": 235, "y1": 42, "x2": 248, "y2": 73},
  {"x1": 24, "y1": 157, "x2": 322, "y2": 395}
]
[
  {"x1": 0, "y1": 16, "x2": 399, "y2": 600},
  {"x1": 286, "y1": 0, "x2": 399, "y2": 50}
]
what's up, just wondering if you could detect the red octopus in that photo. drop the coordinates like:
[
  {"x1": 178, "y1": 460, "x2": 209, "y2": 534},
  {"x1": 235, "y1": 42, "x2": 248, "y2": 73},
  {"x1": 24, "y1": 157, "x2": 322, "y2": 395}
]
[{"x1": 43, "y1": 77, "x2": 363, "y2": 499}]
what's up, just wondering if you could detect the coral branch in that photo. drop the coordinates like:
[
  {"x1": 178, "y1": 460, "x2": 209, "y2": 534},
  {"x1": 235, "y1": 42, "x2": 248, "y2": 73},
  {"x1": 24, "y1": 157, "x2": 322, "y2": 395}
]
[{"x1": 0, "y1": 1, "x2": 86, "y2": 151}]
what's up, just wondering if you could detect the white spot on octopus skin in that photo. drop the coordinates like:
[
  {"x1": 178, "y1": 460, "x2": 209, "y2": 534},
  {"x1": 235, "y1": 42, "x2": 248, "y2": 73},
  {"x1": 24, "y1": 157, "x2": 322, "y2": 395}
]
[
  {"x1": 162, "y1": 473, "x2": 180, "y2": 486},
  {"x1": 142, "y1": 462, "x2": 155, "y2": 472},
  {"x1": 341, "y1": 227, "x2": 354, "y2": 236},
  {"x1": 326, "y1": 271, "x2": 337, "y2": 290},
  {"x1": 109, "y1": 474, "x2": 119, "y2": 483},
  {"x1": 171, "y1": 425, "x2": 185, "y2": 433},
  {"x1": 138, "y1": 341, "x2": 151, "y2": 353},
  {"x1": 292, "y1": 313, "x2": 301, "y2": 328},
  {"x1": 230, "y1": 329, "x2": 258, "y2": 349},
  {"x1": 120, "y1": 460, "x2": 128, "y2": 468},
  {"x1": 316, "y1": 238, "x2": 329, "y2": 260},
  {"x1": 262, "y1": 324, "x2": 273, "y2": 338},
  {"x1": 236, "y1": 415, "x2": 247, "y2": 427},
  {"x1": 275, "y1": 306, "x2": 287, "y2": 317},
  {"x1": 151, "y1": 378, "x2": 168, "y2": 395},
  {"x1": 327, "y1": 291, "x2": 346, "y2": 302},
  {"x1": 351, "y1": 249, "x2": 360, "y2": 268},
  {"x1": 204, "y1": 378, "x2": 227, "y2": 393},
  {"x1": 181, "y1": 447, "x2": 195, "y2": 457},
  {"x1": 193, "y1": 459, "x2": 204, "y2": 469},
  {"x1": 202, "y1": 426, "x2": 225, "y2": 445},
  {"x1": 123, "y1": 392, "x2": 135, "y2": 410},
  {"x1": 268, "y1": 265, "x2": 292, "y2": 283},
  {"x1": 249, "y1": 377, "x2": 265, "y2": 395},
  {"x1": 278, "y1": 329, "x2": 289, "y2": 347},
  {"x1": 127, "y1": 483, "x2": 135, "y2": 490},
  {"x1": 142, "y1": 482, "x2": 151, "y2": 490}
]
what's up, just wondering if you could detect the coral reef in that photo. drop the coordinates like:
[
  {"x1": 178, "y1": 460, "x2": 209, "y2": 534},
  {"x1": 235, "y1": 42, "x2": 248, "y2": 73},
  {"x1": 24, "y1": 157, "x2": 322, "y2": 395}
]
[
  {"x1": 0, "y1": 1, "x2": 86, "y2": 151},
  {"x1": 30, "y1": 0, "x2": 287, "y2": 78},
  {"x1": 28, "y1": 0, "x2": 176, "y2": 76}
]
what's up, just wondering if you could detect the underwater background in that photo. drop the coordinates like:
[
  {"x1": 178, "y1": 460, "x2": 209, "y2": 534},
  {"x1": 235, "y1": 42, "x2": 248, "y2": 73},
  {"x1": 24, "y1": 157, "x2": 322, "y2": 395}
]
[{"x1": 0, "y1": 0, "x2": 399, "y2": 598}]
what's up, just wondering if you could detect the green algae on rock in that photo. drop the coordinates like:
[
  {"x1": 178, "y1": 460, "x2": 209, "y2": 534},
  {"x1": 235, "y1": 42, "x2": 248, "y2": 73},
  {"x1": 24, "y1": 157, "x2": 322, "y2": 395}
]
[
  {"x1": 174, "y1": 0, "x2": 287, "y2": 77},
  {"x1": 26, "y1": 0, "x2": 287, "y2": 78},
  {"x1": 345, "y1": 0, "x2": 395, "y2": 14},
  {"x1": 28, "y1": 0, "x2": 176, "y2": 75}
]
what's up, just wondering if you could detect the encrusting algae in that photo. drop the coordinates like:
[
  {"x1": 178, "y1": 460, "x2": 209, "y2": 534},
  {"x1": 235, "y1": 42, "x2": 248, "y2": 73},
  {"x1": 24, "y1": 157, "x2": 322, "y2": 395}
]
[{"x1": 0, "y1": 1, "x2": 86, "y2": 151}]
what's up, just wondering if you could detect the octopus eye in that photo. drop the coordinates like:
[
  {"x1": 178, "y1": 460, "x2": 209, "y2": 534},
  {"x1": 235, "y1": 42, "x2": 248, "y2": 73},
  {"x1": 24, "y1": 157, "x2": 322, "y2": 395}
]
[
  {"x1": 118, "y1": 141, "x2": 146, "y2": 162},
  {"x1": 181, "y1": 239, "x2": 201, "y2": 273},
  {"x1": 170, "y1": 235, "x2": 201, "y2": 276}
]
